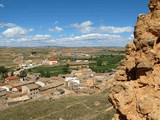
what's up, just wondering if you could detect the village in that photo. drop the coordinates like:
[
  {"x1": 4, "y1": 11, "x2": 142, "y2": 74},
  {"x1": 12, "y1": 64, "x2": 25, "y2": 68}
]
[{"x1": 0, "y1": 53, "x2": 116, "y2": 109}]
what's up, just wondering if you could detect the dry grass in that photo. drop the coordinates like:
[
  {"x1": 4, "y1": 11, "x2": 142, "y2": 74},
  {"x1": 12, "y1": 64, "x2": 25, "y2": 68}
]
[{"x1": 0, "y1": 89, "x2": 115, "y2": 120}]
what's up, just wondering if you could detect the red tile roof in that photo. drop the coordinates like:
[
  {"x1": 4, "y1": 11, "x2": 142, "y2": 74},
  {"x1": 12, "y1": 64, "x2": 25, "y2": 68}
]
[
  {"x1": 5, "y1": 76, "x2": 19, "y2": 81},
  {"x1": 94, "y1": 73, "x2": 104, "y2": 76},
  {"x1": 49, "y1": 58, "x2": 58, "y2": 61},
  {"x1": 26, "y1": 84, "x2": 40, "y2": 90},
  {"x1": 16, "y1": 86, "x2": 22, "y2": 91}
]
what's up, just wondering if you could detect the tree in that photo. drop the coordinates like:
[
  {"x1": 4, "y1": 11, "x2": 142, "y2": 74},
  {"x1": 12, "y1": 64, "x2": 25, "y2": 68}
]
[
  {"x1": 63, "y1": 64, "x2": 69, "y2": 73},
  {"x1": 45, "y1": 71, "x2": 50, "y2": 78},
  {"x1": 39, "y1": 70, "x2": 45, "y2": 77},
  {"x1": 1, "y1": 73, "x2": 8, "y2": 80},
  {"x1": 0, "y1": 66, "x2": 8, "y2": 74},
  {"x1": 97, "y1": 59, "x2": 103, "y2": 66},
  {"x1": 28, "y1": 69, "x2": 31, "y2": 73},
  {"x1": 31, "y1": 51, "x2": 37, "y2": 55},
  {"x1": 19, "y1": 71, "x2": 27, "y2": 79}
]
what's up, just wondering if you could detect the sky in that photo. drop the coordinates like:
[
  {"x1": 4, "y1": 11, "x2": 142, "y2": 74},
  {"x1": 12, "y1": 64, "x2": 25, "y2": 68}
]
[{"x1": 0, "y1": 0, "x2": 149, "y2": 47}]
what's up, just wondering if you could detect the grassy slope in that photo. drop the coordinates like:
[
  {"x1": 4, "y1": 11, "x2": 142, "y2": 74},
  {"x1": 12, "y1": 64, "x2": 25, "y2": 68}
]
[{"x1": 0, "y1": 89, "x2": 115, "y2": 120}]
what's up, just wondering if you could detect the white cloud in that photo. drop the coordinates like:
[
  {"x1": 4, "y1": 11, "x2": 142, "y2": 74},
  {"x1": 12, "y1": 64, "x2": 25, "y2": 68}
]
[
  {"x1": 80, "y1": 26, "x2": 94, "y2": 33},
  {"x1": 54, "y1": 21, "x2": 59, "y2": 25},
  {"x1": 71, "y1": 21, "x2": 133, "y2": 34},
  {"x1": 0, "y1": 22, "x2": 133, "y2": 47},
  {"x1": 0, "y1": 23, "x2": 16, "y2": 28},
  {"x1": 71, "y1": 21, "x2": 93, "y2": 28},
  {"x1": 49, "y1": 26, "x2": 63, "y2": 32},
  {"x1": 69, "y1": 33, "x2": 120, "y2": 41},
  {"x1": 0, "y1": 32, "x2": 133, "y2": 47},
  {"x1": 3, "y1": 26, "x2": 34, "y2": 37},
  {"x1": 97, "y1": 26, "x2": 133, "y2": 33},
  {"x1": 0, "y1": 34, "x2": 54, "y2": 47},
  {"x1": 0, "y1": 4, "x2": 4, "y2": 8},
  {"x1": 78, "y1": 25, "x2": 133, "y2": 34},
  {"x1": 16, "y1": 34, "x2": 52, "y2": 42},
  {"x1": 128, "y1": 34, "x2": 134, "y2": 40},
  {"x1": 49, "y1": 33, "x2": 123, "y2": 46}
]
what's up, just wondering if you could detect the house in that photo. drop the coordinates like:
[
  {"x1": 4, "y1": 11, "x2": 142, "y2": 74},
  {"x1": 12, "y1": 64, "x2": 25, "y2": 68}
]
[
  {"x1": 67, "y1": 79, "x2": 80, "y2": 90},
  {"x1": 22, "y1": 84, "x2": 40, "y2": 99},
  {"x1": 65, "y1": 52, "x2": 72, "y2": 56},
  {"x1": 11, "y1": 81, "x2": 35, "y2": 92},
  {"x1": 7, "y1": 93, "x2": 29, "y2": 104},
  {"x1": 50, "y1": 76, "x2": 59, "y2": 81},
  {"x1": 20, "y1": 64, "x2": 28, "y2": 69},
  {"x1": 1, "y1": 85, "x2": 12, "y2": 92},
  {"x1": 0, "y1": 83, "x2": 9, "y2": 91},
  {"x1": 40, "y1": 81, "x2": 64, "y2": 91},
  {"x1": 12, "y1": 81, "x2": 35, "y2": 88},
  {"x1": 48, "y1": 58, "x2": 59, "y2": 65},
  {"x1": 39, "y1": 81, "x2": 64, "y2": 95},
  {"x1": 93, "y1": 73, "x2": 106, "y2": 81},
  {"x1": 86, "y1": 78, "x2": 97, "y2": 87},
  {"x1": 35, "y1": 81, "x2": 45, "y2": 87},
  {"x1": 25, "y1": 73, "x2": 41, "y2": 81},
  {"x1": 84, "y1": 60, "x2": 89, "y2": 62},
  {"x1": 63, "y1": 77, "x2": 80, "y2": 90},
  {"x1": 76, "y1": 60, "x2": 83, "y2": 63},
  {"x1": 71, "y1": 70, "x2": 83, "y2": 77},
  {"x1": 71, "y1": 68, "x2": 93, "y2": 77},
  {"x1": 78, "y1": 83, "x2": 88, "y2": 89},
  {"x1": 5, "y1": 76, "x2": 20, "y2": 84},
  {"x1": 64, "y1": 77, "x2": 77, "y2": 82},
  {"x1": 76, "y1": 60, "x2": 89, "y2": 63},
  {"x1": 38, "y1": 78, "x2": 52, "y2": 85},
  {"x1": 58, "y1": 74, "x2": 74, "y2": 80}
]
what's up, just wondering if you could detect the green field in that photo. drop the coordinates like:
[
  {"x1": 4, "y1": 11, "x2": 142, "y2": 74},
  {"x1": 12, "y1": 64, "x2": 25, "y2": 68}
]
[
  {"x1": 30, "y1": 65, "x2": 70, "y2": 77},
  {"x1": 89, "y1": 55, "x2": 124, "y2": 73},
  {"x1": 0, "y1": 89, "x2": 115, "y2": 120}
]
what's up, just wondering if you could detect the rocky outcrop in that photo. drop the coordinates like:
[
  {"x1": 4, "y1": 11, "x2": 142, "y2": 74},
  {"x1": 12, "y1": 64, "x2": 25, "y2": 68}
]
[{"x1": 109, "y1": 0, "x2": 160, "y2": 119}]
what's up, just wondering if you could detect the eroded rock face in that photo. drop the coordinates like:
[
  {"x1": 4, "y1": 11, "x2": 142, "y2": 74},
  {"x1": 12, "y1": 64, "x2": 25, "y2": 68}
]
[{"x1": 109, "y1": 0, "x2": 160, "y2": 119}]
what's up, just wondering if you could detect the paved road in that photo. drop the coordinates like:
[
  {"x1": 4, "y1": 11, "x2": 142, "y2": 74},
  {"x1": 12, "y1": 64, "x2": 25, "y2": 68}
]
[{"x1": 14, "y1": 64, "x2": 43, "y2": 75}]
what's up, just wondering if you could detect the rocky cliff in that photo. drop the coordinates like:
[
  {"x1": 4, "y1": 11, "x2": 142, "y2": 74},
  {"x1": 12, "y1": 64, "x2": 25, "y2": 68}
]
[{"x1": 109, "y1": 0, "x2": 160, "y2": 119}]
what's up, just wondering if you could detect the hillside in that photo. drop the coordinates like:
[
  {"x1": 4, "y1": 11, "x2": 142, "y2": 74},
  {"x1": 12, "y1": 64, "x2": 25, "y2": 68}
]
[{"x1": 0, "y1": 89, "x2": 115, "y2": 120}]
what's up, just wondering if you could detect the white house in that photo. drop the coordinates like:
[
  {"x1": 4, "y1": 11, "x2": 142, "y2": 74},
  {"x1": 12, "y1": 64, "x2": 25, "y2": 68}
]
[
  {"x1": 64, "y1": 77, "x2": 77, "y2": 82},
  {"x1": 35, "y1": 81, "x2": 45, "y2": 87},
  {"x1": 48, "y1": 58, "x2": 59, "y2": 65},
  {"x1": 67, "y1": 79, "x2": 80, "y2": 90},
  {"x1": 1, "y1": 86, "x2": 10, "y2": 92}
]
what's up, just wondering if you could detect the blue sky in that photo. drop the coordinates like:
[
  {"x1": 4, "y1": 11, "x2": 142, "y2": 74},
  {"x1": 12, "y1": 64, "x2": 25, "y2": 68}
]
[{"x1": 0, "y1": 0, "x2": 149, "y2": 47}]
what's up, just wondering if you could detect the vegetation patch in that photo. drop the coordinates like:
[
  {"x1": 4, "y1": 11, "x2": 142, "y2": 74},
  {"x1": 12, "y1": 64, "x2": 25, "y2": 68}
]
[
  {"x1": 30, "y1": 65, "x2": 70, "y2": 77},
  {"x1": 89, "y1": 55, "x2": 124, "y2": 73}
]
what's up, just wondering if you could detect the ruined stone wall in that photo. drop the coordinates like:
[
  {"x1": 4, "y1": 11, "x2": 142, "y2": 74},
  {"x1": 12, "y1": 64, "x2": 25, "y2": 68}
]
[{"x1": 109, "y1": 0, "x2": 160, "y2": 119}]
